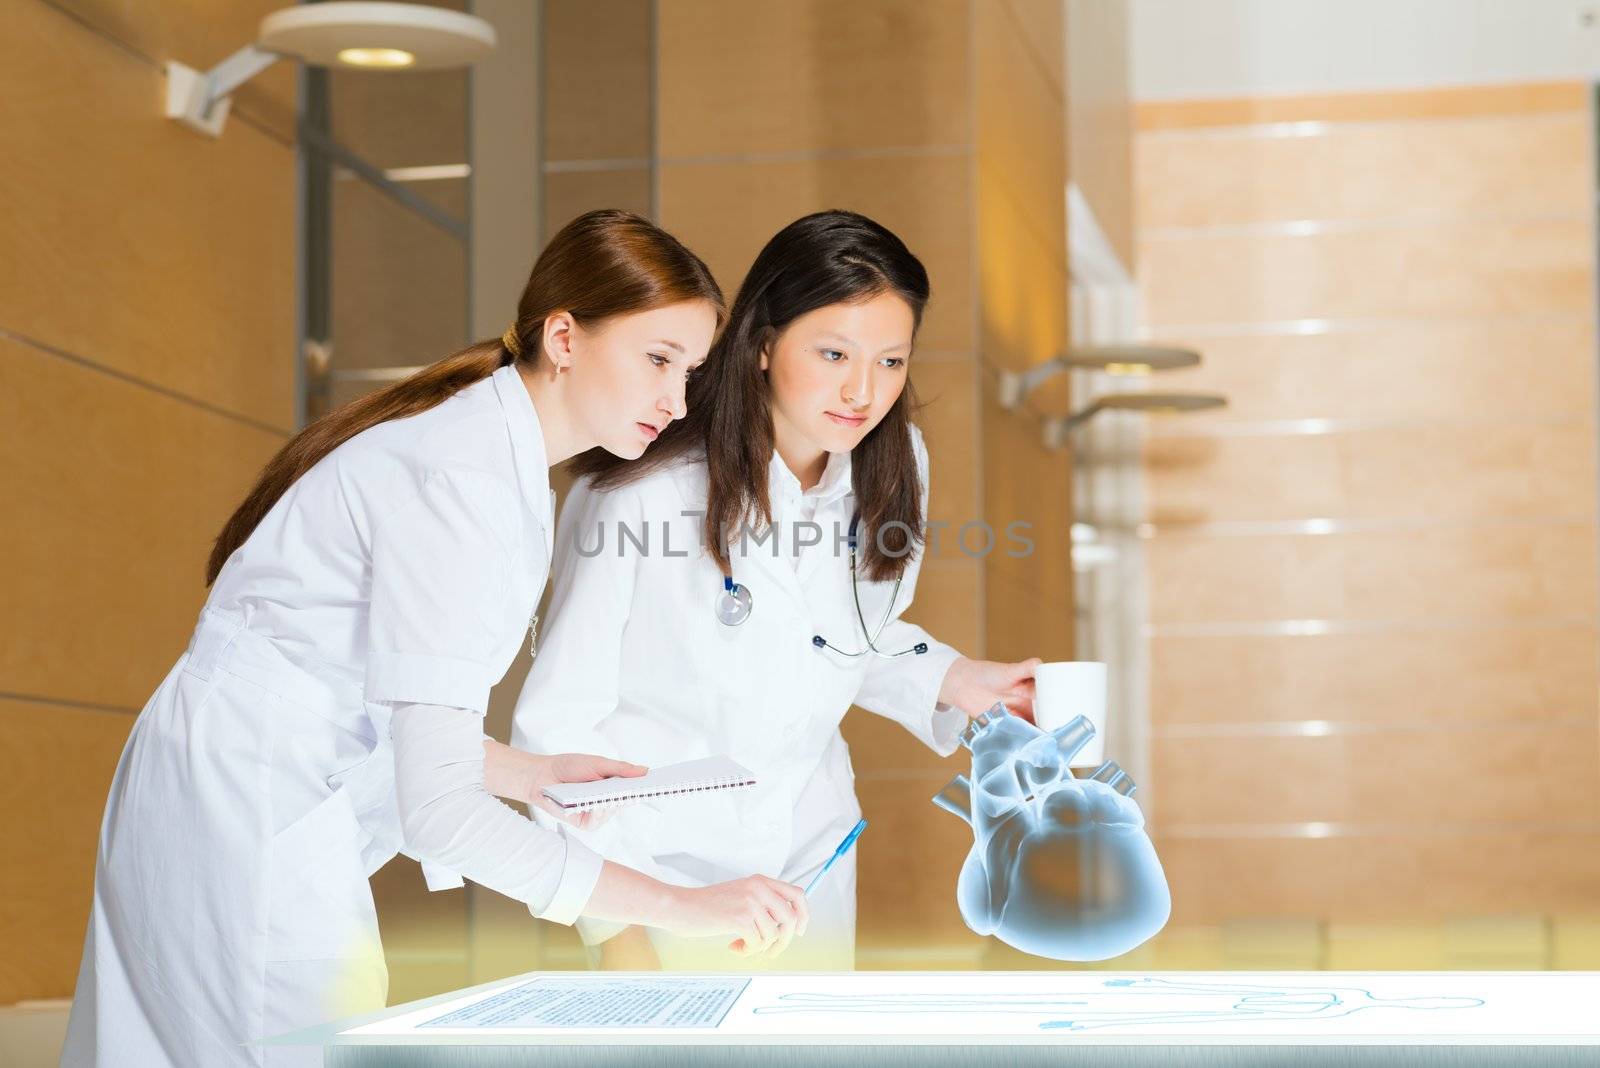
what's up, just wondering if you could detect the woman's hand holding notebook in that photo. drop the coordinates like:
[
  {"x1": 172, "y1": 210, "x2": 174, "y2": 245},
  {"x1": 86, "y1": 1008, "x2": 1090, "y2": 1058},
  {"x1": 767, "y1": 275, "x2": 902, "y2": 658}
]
[{"x1": 540, "y1": 755, "x2": 757, "y2": 812}]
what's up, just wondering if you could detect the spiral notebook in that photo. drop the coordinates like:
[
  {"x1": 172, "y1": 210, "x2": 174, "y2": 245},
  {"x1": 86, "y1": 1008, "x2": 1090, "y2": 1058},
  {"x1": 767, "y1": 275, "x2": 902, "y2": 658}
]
[{"x1": 540, "y1": 756, "x2": 757, "y2": 812}]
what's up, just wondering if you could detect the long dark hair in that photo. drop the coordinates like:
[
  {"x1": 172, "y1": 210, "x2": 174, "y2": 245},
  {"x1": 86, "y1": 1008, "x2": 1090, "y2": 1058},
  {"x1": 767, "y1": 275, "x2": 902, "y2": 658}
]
[
  {"x1": 573, "y1": 209, "x2": 930, "y2": 581},
  {"x1": 206, "y1": 209, "x2": 724, "y2": 585}
]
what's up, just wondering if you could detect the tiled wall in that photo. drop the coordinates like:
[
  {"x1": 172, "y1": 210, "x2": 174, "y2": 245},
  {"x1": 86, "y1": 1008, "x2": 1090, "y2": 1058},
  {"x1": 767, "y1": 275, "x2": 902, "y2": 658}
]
[
  {"x1": 1, "y1": 1, "x2": 297, "y2": 1002},
  {"x1": 1131, "y1": 83, "x2": 1600, "y2": 969}
]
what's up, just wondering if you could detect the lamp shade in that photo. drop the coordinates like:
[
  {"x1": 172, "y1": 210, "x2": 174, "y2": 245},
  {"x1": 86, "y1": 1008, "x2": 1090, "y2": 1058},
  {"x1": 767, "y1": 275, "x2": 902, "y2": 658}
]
[
  {"x1": 1064, "y1": 345, "x2": 1200, "y2": 373},
  {"x1": 259, "y1": 2, "x2": 496, "y2": 70},
  {"x1": 1097, "y1": 393, "x2": 1226, "y2": 414}
]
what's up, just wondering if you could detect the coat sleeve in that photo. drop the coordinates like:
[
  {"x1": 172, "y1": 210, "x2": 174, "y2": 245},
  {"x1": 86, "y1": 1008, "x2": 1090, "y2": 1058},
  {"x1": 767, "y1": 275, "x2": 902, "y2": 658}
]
[
  {"x1": 510, "y1": 475, "x2": 662, "y2": 944},
  {"x1": 392, "y1": 701, "x2": 603, "y2": 924},
  {"x1": 851, "y1": 427, "x2": 968, "y2": 757},
  {"x1": 365, "y1": 467, "x2": 521, "y2": 714}
]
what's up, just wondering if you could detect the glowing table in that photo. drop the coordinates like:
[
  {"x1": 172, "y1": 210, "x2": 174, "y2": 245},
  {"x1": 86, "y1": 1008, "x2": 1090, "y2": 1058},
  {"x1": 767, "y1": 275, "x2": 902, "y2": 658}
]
[{"x1": 268, "y1": 970, "x2": 1600, "y2": 1066}]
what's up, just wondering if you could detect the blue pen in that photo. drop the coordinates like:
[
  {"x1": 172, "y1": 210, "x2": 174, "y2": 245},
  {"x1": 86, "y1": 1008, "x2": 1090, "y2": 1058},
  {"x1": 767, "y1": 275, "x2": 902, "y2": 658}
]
[{"x1": 803, "y1": 818, "x2": 868, "y2": 896}]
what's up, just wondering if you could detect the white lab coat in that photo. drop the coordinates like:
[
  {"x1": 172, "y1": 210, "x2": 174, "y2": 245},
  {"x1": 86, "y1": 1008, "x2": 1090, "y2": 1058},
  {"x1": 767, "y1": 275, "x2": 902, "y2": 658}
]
[
  {"x1": 62, "y1": 365, "x2": 600, "y2": 1067},
  {"x1": 512, "y1": 426, "x2": 966, "y2": 970}
]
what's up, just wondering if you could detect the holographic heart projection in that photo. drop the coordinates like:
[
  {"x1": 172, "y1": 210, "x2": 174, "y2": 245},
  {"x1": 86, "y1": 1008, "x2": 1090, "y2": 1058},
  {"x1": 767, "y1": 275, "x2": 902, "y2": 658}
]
[{"x1": 932, "y1": 705, "x2": 1171, "y2": 961}]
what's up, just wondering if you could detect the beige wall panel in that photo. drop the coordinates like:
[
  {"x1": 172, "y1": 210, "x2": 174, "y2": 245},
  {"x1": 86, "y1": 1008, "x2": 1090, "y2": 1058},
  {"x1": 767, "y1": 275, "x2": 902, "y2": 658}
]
[
  {"x1": 1138, "y1": 114, "x2": 1590, "y2": 230},
  {"x1": 1145, "y1": 318, "x2": 1594, "y2": 426},
  {"x1": 0, "y1": 699, "x2": 136, "y2": 1002},
  {"x1": 1, "y1": 337, "x2": 285, "y2": 708},
  {"x1": 981, "y1": 386, "x2": 1074, "y2": 663},
  {"x1": 326, "y1": 377, "x2": 388, "y2": 413},
  {"x1": 372, "y1": 858, "x2": 470, "y2": 959},
  {"x1": 1150, "y1": 624, "x2": 1600, "y2": 727},
  {"x1": 544, "y1": 0, "x2": 652, "y2": 162},
  {"x1": 1144, "y1": 421, "x2": 1597, "y2": 525},
  {"x1": 1152, "y1": 725, "x2": 1600, "y2": 827},
  {"x1": 849, "y1": 555, "x2": 982, "y2": 787},
  {"x1": 543, "y1": 169, "x2": 654, "y2": 238},
  {"x1": 1135, "y1": 926, "x2": 1230, "y2": 970},
  {"x1": 1325, "y1": 925, "x2": 1447, "y2": 971},
  {"x1": 330, "y1": 69, "x2": 468, "y2": 166},
  {"x1": 986, "y1": 566, "x2": 1074, "y2": 665},
  {"x1": 1065, "y1": 0, "x2": 1134, "y2": 267},
  {"x1": 50, "y1": 0, "x2": 298, "y2": 140},
  {"x1": 1137, "y1": 81, "x2": 1588, "y2": 133},
  {"x1": 841, "y1": 706, "x2": 968, "y2": 777},
  {"x1": 1002, "y1": 0, "x2": 1065, "y2": 93},
  {"x1": 902, "y1": 557, "x2": 984, "y2": 662},
  {"x1": 347, "y1": 176, "x2": 466, "y2": 224},
  {"x1": 974, "y1": 0, "x2": 1071, "y2": 677},
  {"x1": 369, "y1": 857, "x2": 470, "y2": 1001},
  {"x1": 331, "y1": 179, "x2": 468, "y2": 371},
  {"x1": 656, "y1": 0, "x2": 970, "y2": 159},
  {"x1": 328, "y1": 70, "x2": 469, "y2": 215},
  {"x1": 913, "y1": 361, "x2": 980, "y2": 562},
  {"x1": 973, "y1": 519, "x2": 1061, "y2": 586},
  {"x1": 1157, "y1": 829, "x2": 1600, "y2": 924},
  {"x1": 1146, "y1": 523, "x2": 1598, "y2": 625},
  {"x1": 384, "y1": 958, "x2": 474, "y2": 1007},
  {"x1": 853, "y1": 774, "x2": 987, "y2": 948},
  {"x1": 1140, "y1": 218, "x2": 1592, "y2": 327},
  {"x1": 977, "y1": 188, "x2": 1070, "y2": 381},
  {"x1": 1552, "y1": 918, "x2": 1600, "y2": 969},
  {"x1": 985, "y1": 578, "x2": 1073, "y2": 659},
  {"x1": 532, "y1": 921, "x2": 590, "y2": 969},
  {"x1": 658, "y1": 153, "x2": 974, "y2": 352},
  {"x1": 976, "y1": 0, "x2": 1067, "y2": 246},
  {"x1": 1, "y1": 1, "x2": 296, "y2": 430}
]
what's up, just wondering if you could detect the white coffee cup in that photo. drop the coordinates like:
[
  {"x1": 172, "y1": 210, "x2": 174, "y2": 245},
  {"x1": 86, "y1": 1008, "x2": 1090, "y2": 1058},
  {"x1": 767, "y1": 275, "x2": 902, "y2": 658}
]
[{"x1": 1033, "y1": 661, "x2": 1108, "y2": 768}]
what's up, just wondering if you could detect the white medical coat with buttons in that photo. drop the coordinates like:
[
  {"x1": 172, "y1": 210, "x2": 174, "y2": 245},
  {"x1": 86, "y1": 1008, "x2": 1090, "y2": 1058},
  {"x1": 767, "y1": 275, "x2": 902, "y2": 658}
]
[
  {"x1": 62, "y1": 364, "x2": 600, "y2": 1067},
  {"x1": 511, "y1": 425, "x2": 966, "y2": 967}
]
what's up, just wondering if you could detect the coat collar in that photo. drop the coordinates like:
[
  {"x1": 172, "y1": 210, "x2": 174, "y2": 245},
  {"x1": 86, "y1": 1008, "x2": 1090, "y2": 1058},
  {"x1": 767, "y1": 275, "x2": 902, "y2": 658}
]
[
  {"x1": 662, "y1": 449, "x2": 828, "y2": 618},
  {"x1": 767, "y1": 448, "x2": 854, "y2": 516},
  {"x1": 491, "y1": 364, "x2": 555, "y2": 542},
  {"x1": 665, "y1": 447, "x2": 856, "y2": 515}
]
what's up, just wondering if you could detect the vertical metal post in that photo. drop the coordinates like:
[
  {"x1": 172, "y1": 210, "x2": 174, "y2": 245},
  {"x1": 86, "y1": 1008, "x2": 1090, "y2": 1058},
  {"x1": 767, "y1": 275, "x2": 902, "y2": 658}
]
[{"x1": 298, "y1": 67, "x2": 333, "y2": 427}]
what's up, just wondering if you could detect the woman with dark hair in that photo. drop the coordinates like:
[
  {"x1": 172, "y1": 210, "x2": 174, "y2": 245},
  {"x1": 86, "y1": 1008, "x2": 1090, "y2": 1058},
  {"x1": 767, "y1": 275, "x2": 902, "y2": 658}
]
[
  {"x1": 513, "y1": 210, "x2": 1039, "y2": 971},
  {"x1": 63, "y1": 210, "x2": 809, "y2": 1068}
]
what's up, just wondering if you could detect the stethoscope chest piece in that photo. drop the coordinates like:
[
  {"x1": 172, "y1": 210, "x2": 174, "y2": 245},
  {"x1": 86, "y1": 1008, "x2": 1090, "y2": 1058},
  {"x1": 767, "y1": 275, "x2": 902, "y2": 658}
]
[{"x1": 715, "y1": 575, "x2": 753, "y2": 627}]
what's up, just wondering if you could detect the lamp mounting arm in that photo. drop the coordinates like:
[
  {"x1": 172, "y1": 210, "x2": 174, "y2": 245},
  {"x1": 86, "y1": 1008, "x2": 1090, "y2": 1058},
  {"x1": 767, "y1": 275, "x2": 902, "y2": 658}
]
[
  {"x1": 998, "y1": 357, "x2": 1069, "y2": 411},
  {"x1": 165, "y1": 45, "x2": 283, "y2": 137}
]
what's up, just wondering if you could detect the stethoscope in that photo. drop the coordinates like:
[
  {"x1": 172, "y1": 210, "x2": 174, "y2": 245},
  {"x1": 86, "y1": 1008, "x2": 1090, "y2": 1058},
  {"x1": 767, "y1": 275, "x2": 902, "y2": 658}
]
[{"x1": 714, "y1": 514, "x2": 928, "y2": 660}]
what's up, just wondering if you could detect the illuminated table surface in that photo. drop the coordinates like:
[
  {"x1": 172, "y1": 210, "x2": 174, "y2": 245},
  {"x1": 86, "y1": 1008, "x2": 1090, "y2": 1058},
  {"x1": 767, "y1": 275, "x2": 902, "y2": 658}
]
[{"x1": 268, "y1": 970, "x2": 1600, "y2": 1066}]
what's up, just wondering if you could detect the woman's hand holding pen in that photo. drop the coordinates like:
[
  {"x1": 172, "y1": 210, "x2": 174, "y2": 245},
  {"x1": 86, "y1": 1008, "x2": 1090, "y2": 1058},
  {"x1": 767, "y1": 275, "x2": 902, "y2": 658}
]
[
  {"x1": 597, "y1": 879, "x2": 811, "y2": 964},
  {"x1": 668, "y1": 876, "x2": 811, "y2": 959},
  {"x1": 938, "y1": 656, "x2": 1041, "y2": 723},
  {"x1": 583, "y1": 863, "x2": 810, "y2": 961}
]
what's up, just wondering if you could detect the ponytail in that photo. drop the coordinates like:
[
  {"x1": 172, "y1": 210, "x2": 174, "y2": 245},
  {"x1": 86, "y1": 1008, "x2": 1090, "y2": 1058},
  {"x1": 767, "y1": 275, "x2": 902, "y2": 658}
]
[{"x1": 205, "y1": 209, "x2": 723, "y2": 585}]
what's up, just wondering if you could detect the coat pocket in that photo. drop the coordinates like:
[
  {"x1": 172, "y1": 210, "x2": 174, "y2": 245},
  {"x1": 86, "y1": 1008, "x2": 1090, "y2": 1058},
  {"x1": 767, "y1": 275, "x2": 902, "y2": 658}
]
[{"x1": 266, "y1": 784, "x2": 381, "y2": 963}]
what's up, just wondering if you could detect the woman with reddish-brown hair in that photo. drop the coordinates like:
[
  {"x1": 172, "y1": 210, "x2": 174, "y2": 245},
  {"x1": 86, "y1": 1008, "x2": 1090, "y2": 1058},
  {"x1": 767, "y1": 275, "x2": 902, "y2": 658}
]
[{"x1": 62, "y1": 210, "x2": 808, "y2": 1068}]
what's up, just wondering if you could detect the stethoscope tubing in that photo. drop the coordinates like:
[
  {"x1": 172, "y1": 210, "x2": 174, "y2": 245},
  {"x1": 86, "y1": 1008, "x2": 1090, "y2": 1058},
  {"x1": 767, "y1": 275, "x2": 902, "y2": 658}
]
[{"x1": 715, "y1": 513, "x2": 926, "y2": 659}]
